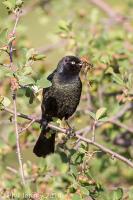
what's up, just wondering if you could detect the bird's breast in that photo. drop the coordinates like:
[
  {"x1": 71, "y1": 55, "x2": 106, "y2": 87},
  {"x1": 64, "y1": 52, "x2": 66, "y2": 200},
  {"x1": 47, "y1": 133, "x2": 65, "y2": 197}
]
[{"x1": 43, "y1": 77, "x2": 82, "y2": 119}]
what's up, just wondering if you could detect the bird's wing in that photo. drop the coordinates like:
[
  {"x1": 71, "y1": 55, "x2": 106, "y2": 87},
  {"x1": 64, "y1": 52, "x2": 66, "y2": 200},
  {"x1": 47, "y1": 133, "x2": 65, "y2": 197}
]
[{"x1": 47, "y1": 69, "x2": 57, "y2": 81}]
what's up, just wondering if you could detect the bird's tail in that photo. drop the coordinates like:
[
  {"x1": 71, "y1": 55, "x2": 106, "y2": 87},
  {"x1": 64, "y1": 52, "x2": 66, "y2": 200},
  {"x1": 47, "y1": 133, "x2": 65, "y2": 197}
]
[{"x1": 33, "y1": 125, "x2": 55, "y2": 157}]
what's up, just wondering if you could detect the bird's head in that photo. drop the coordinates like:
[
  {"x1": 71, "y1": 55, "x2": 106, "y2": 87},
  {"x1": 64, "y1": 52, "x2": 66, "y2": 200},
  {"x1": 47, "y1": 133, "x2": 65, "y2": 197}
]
[{"x1": 57, "y1": 55, "x2": 82, "y2": 75}]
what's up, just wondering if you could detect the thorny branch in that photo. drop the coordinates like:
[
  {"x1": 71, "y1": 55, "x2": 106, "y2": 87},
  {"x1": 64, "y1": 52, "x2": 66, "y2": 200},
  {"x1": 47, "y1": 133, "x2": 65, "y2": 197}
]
[{"x1": 2, "y1": 102, "x2": 133, "y2": 169}]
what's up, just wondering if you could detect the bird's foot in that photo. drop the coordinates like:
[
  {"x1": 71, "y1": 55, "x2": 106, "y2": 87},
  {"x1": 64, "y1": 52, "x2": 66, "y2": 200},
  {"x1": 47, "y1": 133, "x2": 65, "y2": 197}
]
[
  {"x1": 40, "y1": 119, "x2": 48, "y2": 128},
  {"x1": 66, "y1": 127, "x2": 75, "y2": 138}
]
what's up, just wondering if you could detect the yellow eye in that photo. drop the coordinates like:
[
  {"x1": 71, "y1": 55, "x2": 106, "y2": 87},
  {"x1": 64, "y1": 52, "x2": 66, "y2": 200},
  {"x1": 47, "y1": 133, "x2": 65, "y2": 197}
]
[{"x1": 71, "y1": 61, "x2": 75, "y2": 65}]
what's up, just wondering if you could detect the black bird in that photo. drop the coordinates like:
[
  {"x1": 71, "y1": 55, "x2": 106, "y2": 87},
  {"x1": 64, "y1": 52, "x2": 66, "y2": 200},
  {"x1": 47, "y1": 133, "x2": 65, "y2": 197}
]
[{"x1": 33, "y1": 55, "x2": 83, "y2": 157}]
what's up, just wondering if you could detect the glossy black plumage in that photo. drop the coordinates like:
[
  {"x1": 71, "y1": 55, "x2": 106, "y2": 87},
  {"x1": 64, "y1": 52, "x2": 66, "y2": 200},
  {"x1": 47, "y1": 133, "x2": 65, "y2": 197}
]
[{"x1": 33, "y1": 56, "x2": 82, "y2": 157}]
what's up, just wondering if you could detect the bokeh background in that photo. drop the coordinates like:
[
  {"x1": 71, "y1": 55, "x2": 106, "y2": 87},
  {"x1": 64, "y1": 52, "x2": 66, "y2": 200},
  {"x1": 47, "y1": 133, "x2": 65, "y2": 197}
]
[{"x1": 0, "y1": 0, "x2": 133, "y2": 199}]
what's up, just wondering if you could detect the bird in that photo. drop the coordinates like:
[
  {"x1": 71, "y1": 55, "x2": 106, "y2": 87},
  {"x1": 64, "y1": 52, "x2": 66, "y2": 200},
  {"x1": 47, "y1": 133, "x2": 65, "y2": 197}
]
[{"x1": 33, "y1": 55, "x2": 83, "y2": 157}]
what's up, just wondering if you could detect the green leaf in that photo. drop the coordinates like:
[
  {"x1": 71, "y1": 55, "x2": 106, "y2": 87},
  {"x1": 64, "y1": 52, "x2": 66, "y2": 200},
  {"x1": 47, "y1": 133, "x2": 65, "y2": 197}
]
[
  {"x1": 96, "y1": 107, "x2": 107, "y2": 120},
  {"x1": 79, "y1": 147, "x2": 86, "y2": 154},
  {"x1": 71, "y1": 152, "x2": 84, "y2": 164},
  {"x1": 0, "y1": 66, "x2": 13, "y2": 76},
  {"x1": 46, "y1": 153, "x2": 68, "y2": 173},
  {"x1": 46, "y1": 153, "x2": 62, "y2": 170},
  {"x1": 59, "y1": 163, "x2": 68, "y2": 173},
  {"x1": 80, "y1": 186, "x2": 90, "y2": 196},
  {"x1": 100, "y1": 55, "x2": 110, "y2": 64},
  {"x1": 16, "y1": 0, "x2": 23, "y2": 7},
  {"x1": 70, "y1": 165, "x2": 78, "y2": 176},
  {"x1": 22, "y1": 66, "x2": 32, "y2": 75},
  {"x1": 98, "y1": 117, "x2": 108, "y2": 122},
  {"x1": 26, "y1": 48, "x2": 36, "y2": 60},
  {"x1": 18, "y1": 75, "x2": 35, "y2": 86},
  {"x1": 58, "y1": 20, "x2": 71, "y2": 32},
  {"x1": 105, "y1": 67, "x2": 114, "y2": 74},
  {"x1": 112, "y1": 74, "x2": 124, "y2": 85},
  {"x1": 33, "y1": 54, "x2": 46, "y2": 61},
  {"x1": 0, "y1": 96, "x2": 11, "y2": 107},
  {"x1": 36, "y1": 76, "x2": 52, "y2": 88},
  {"x1": 2, "y1": 0, "x2": 15, "y2": 10},
  {"x1": 87, "y1": 110, "x2": 96, "y2": 120},
  {"x1": 0, "y1": 28, "x2": 8, "y2": 44},
  {"x1": 112, "y1": 188, "x2": 123, "y2": 200}
]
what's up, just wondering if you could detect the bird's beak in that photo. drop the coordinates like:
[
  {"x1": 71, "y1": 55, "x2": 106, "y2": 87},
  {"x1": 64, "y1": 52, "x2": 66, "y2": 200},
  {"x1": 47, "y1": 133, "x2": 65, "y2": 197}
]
[{"x1": 78, "y1": 62, "x2": 83, "y2": 67}]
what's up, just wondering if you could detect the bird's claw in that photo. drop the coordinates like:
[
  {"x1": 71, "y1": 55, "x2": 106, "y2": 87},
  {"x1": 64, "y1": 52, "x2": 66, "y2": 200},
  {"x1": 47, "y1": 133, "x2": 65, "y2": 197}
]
[
  {"x1": 40, "y1": 119, "x2": 48, "y2": 128},
  {"x1": 66, "y1": 127, "x2": 75, "y2": 138}
]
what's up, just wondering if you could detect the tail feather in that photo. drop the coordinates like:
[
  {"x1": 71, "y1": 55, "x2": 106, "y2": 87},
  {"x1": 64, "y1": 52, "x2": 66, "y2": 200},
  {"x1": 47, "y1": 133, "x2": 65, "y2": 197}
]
[{"x1": 33, "y1": 127, "x2": 55, "y2": 157}]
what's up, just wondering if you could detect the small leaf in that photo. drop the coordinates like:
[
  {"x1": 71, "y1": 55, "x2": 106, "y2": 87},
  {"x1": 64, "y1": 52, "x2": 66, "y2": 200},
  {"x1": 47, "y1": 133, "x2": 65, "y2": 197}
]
[
  {"x1": 112, "y1": 74, "x2": 124, "y2": 85},
  {"x1": 80, "y1": 186, "x2": 90, "y2": 195},
  {"x1": 105, "y1": 67, "x2": 114, "y2": 74},
  {"x1": 70, "y1": 165, "x2": 78, "y2": 176},
  {"x1": 58, "y1": 20, "x2": 70, "y2": 31},
  {"x1": 98, "y1": 117, "x2": 108, "y2": 122},
  {"x1": 0, "y1": 96, "x2": 11, "y2": 107},
  {"x1": 100, "y1": 55, "x2": 110, "y2": 64},
  {"x1": 36, "y1": 76, "x2": 52, "y2": 88},
  {"x1": 33, "y1": 54, "x2": 46, "y2": 61},
  {"x1": 18, "y1": 75, "x2": 35, "y2": 86},
  {"x1": 87, "y1": 110, "x2": 96, "y2": 120},
  {"x1": 16, "y1": 0, "x2": 23, "y2": 7},
  {"x1": 59, "y1": 163, "x2": 68, "y2": 173},
  {"x1": 26, "y1": 48, "x2": 36, "y2": 60},
  {"x1": 2, "y1": 0, "x2": 15, "y2": 10},
  {"x1": 46, "y1": 153, "x2": 62, "y2": 171},
  {"x1": 0, "y1": 66, "x2": 13, "y2": 76},
  {"x1": 23, "y1": 66, "x2": 32, "y2": 75},
  {"x1": 96, "y1": 107, "x2": 107, "y2": 120},
  {"x1": 112, "y1": 188, "x2": 123, "y2": 200}
]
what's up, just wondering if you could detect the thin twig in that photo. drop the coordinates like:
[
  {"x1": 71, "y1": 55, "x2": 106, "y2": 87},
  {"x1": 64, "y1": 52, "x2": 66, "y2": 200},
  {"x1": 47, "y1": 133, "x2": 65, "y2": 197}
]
[
  {"x1": 12, "y1": 10, "x2": 21, "y2": 35},
  {"x1": 8, "y1": 9, "x2": 26, "y2": 186},
  {"x1": 92, "y1": 120, "x2": 97, "y2": 142},
  {"x1": 6, "y1": 166, "x2": 18, "y2": 174},
  {"x1": 13, "y1": 95, "x2": 26, "y2": 186},
  {"x1": 19, "y1": 119, "x2": 35, "y2": 134},
  {"x1": 109, "y1": 119, "x2": 133, "y2": 133}
]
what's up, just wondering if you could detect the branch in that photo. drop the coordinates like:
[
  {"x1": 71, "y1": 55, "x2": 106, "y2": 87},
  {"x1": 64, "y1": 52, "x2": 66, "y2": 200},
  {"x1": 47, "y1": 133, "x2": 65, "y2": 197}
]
[
  {"x1": 109, "y1": 103, "x2": 132, "y2": 121},
  {"x1": 2, "y1": 107, "x2": 133, "y2": 169},
  {"x1": 77, "y1": 134, "x2": 133, "y2": 168},
  {"x1": 8, "y1": 9, "x2": 26, "y2": 186},
  {"x1": 109, "y1": 119, "x2": 133, "y2": 133},
  {"x1": 13, "y1": 94, "x2": 26, "y2": 186}
]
